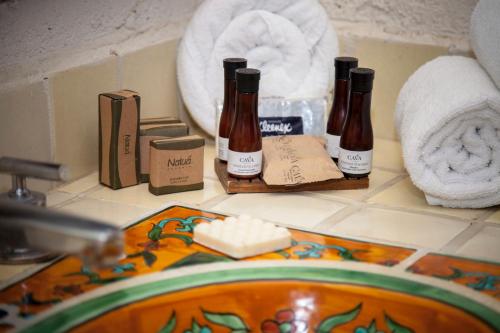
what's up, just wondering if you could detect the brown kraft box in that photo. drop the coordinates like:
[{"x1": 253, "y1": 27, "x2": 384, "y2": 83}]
[
  {"x1": 139, "y1": 123, "x2": 189, "y2": 183},
  {"x1": 140, "y1": 116, "x2": 181, "y2": 125},
  {"x1": 149, "y1": 135, "x2": 205, "y2": 195},
  {"x1": 99, "y1": 90, "x2": 140, "y2": 189}
]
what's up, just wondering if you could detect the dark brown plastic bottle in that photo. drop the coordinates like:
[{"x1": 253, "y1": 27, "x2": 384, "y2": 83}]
[
  {"x1": 338, "y1": 68, "x2": 375, "y2": 178},
  {"x1": 218, "y1": 58, "x2": 247, "y2": 162},
  {"x1": 326, "y1": 57, "x2": 358, "y2": 162},
  {"x1": 228, "y1": 68, "x2": 262, "y2": 179}
]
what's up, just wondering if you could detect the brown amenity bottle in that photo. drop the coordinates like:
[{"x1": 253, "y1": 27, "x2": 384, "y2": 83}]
[
  {"x1": 227, "y1": 68, "x2": 262, "y2": 179},
  {"x1": 218, "y1": 58, "x2": 247, "y2": 162},
  {"x1": 326, "y1": 57, "x2": 358, "y2": 162},
  {"x1": 338, "y1": 68, "x2": 375, "y2": 178}
]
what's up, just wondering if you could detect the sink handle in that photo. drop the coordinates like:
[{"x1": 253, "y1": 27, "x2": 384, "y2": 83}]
[{"x1": 0, "y1": 156, "x2": 70, "y2": 206}]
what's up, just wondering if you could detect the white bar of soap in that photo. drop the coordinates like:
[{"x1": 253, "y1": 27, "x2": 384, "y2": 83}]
[{"x1": 194, "y1": 215, "x2": 292, "y2": 259}]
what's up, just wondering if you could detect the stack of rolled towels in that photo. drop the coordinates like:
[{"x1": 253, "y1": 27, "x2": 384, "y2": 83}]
[{"x1": 395, "y1": 0, "x2": 500, "y2": 208}]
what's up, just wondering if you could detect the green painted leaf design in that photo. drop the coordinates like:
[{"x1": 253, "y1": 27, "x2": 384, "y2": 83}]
[
  {"x1": 158, "y1": 311, "x2": 176, "y2": 333},
  {"x1": 316, "y1": 303, "x2": 362, "y2": 333},
  {"x1": 127, "y1": 251, "x2": 157, "y2": 267},
  {"x1": 143, "y1": 251, "x2": 157, "y2": 267},
  {"x1": 191, "y1": 318, "x2": 201, "y2": 333},
  {"x1": 385, "y1": 314, "x2": 414, "y2": 333},
  {"x1": 275, "y1": 249, "x2": 291, "y2": 258},
  {"x1": 148, "y1": 224, "x2": 163, "y2": 241},
  {"x1": 165, "y1": 252, "x2": 233, "y2": 270},
  {"x1": 203, "y1": 310, "x2": 249, "y2": 331},
  {"x1": 160, "y1": 234, "x2": 194, "y2": 245},
  {"x1": 367, "y1": 319, "x2": 377, "y2": 333},
  {"x1": 433, "y1": 267, "x2": 464, "y2": 280}
]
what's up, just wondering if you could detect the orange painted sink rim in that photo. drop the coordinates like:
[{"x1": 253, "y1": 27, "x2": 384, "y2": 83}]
[{"x1": 14, "y1": 261, "x2": 500, "y2": 333}]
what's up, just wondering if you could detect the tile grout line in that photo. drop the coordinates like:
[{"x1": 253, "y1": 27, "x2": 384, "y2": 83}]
[
  {"x1": 474, "y1": 207, "x2": 498, "y2": 223},
  {"x1": 393, "y1": 249, "x2": 429, "y2": 272},
  {"x1": 439, "y1": 222, "x2": 485, "y2": 254},
  {"x1": 313, "y1": 203, "x2": 364, "y2": 231},
  {"x1": 371, "y1": 165, "x2": 407, "y2": 174},
  {"x1": 484, "y1": 221, "x2": 500, "y2": 228},
  {"x1": 359, "y1": 173, "x2": 407, "y2": 202},
  {"x1": 199, "y1": 193, "x2": 232, "y2": 209},
  {"x1": 301, "y1": 170, "x2": 403, "y2": 204},
  {"x1": 363, "y1": 202, "x2": 480, "y2": 223}
]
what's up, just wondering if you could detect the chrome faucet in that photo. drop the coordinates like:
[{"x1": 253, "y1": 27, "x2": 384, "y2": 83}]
[{"x1": 0, "y1": 157, "x2": 123, "y2": 267}]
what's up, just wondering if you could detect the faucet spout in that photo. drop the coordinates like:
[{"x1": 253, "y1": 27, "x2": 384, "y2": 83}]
[{"x1": 0, "y1": 201, "x2": 124, "y2": 268}]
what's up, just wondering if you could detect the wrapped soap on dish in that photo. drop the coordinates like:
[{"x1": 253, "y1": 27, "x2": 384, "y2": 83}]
[
  {"x1": 262, "y1": 135, "x2": 343, "y2": 186},
  {"x1": 149, "y1": 135, "x2": 204, "y2": 195},
  {"x1": 139, "y1": 122, "x2": 189, "y2": 182}
]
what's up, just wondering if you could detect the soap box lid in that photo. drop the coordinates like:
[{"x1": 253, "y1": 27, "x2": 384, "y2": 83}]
[
  {"x1": 151, "y1": 135, "x2": 205, "y2": 150},
  {"x1": 140, "y1": 123, "x2": 189, "y2": 137},
  {"x1": 140, "y1": 116, "x2": 181, "y2": 125},
  {"x1": 99, "y1": 89, "x2": 139, "y2": 101}
]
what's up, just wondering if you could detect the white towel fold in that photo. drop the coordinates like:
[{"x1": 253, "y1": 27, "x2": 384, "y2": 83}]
[
  {"x1": 177, "y1": 0, "x2": 338, "y2": 135},
  {"x1": 471, "y1": 0, "x2": 500, "y2": 89},
  {"x1": 395, "y1": 56, "x2": 500, "y2": 208}
]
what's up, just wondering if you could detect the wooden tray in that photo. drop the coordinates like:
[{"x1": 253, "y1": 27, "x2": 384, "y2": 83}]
[{"x1": 214, "y1": 159, "x2": 369, "y2": 194}]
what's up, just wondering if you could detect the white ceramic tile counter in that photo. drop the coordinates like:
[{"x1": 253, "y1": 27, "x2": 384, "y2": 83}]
[{"x1": 1, "y1": 139, "x2": 499, "y2": 284}]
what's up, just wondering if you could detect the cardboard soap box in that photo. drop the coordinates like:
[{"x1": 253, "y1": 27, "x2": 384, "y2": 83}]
[
  {"x1": 149, "y1": 135, "x2": 205, "y2": 195},
  {"x1": 98, "y1": 90, "x2": 140, "y2": 189},
  {"x1": 139, "y1": 122, "x2": 189, "y2": 182}
]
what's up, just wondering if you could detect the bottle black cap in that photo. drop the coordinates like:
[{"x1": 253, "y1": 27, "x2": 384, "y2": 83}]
[
  {"x1": 350, "y1": 68, "x2": 375, "y2": 93},
  {"x1": 236, "y1": 68, "x2": 260, "y2": 93},
  {"x1": 223, "y1": 58, "x2": 247, "y2": 80},
  {"x1": 335, "y1": 57, "x2": 358, "y2": 80}
]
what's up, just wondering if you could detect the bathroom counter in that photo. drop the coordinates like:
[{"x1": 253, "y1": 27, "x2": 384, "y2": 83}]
[
  {"x1": 1, "y1": 137, "x2": 499, "y2": 282},
  {"x1": 0, "y1": 137, "x2": 499, "y2": 331}
]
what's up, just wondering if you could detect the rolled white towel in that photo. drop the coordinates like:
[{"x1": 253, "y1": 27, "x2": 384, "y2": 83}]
[
  {"x1": 177, "y1": 0, "x2": 338, "y2": 136},
  {"x1": 471, "y1": 0, "x2": 500, "y2": 89},
  {"x1": 395, "y1": 56, "x2": 500, "y2": 208}
]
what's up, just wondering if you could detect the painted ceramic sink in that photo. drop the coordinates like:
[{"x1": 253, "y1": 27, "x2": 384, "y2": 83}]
[{"x1": 15, "y1": 261, "x2": 500, "y2": 333}]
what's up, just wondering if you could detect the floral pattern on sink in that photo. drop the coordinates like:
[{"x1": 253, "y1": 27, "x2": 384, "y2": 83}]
[
  {"x1": 407, "y1": 253, "x2": 500, "y2": 299},
  {"x1": 13, "y1": 264, "x2": 500, "y2": 333},
  {"x1": 0, "y1": 205, "x2": 415, "y2": 331}
]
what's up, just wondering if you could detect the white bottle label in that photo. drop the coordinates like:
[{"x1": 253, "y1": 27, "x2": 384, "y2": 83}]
[
  {"x1": 228, "y1": 150, "x2": 262, "y2": 176},
  {"x1": 217, "y1": 136, "x2": 229, "y2": 161},
  {"x1": 338, "y1": 148, "x2": 373, "y2": 174},
  {"x1": 326, "y1": 134, "x2": 341, "y2": 158}
]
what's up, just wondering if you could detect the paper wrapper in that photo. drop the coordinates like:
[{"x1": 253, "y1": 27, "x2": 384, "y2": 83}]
[{"x1": 262, "y1": 135, "x2": 343, "y2": 185}]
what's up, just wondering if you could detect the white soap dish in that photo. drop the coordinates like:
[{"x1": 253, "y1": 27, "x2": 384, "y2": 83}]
[{"x1": 193, "y1": 215, "x2": 292, "y2": 259}]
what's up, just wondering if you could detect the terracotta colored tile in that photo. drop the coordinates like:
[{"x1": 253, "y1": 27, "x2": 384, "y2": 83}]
[
  {"x1": 329, "y1": 207, "x2": 470, "y2": 249},
  {"x1": 368, "y1": 177, "x2": 487, "y2": 220},
  {"x1": 50, "y1": 58, "x2": 118, "y2": 180},
  {"x1": 212, "y1": 193, "x2": 346, "y2": 229},
  {"x1": 408, "y1": 253, "x2": 500, "y2": 299},
  {"x1": 121, "y1": 40, "x2": 179, "y2": 119},
  {"x1": 0, "y1": 81, "x2": 52, "y2": 193},
  {"x1": 455, "y1": 226, "x2": 500, "y2": 262}
]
